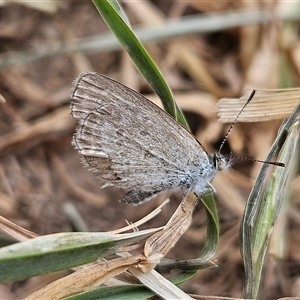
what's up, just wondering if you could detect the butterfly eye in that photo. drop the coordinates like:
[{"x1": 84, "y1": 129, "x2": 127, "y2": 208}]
[
  {"x1": 217, "y1": 158, "x2": 226, "y2": 171},
  {"x1": 213, "y1": 154, "x2": 230, "y2": 171}
]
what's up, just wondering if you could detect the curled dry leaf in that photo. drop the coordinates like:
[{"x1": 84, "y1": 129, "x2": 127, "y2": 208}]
[
  {"x1": 143, "y1": 193, "x2": 198, "y2": 264},
  {"x1": 25, "y1": 255, "x2": 144, "y2": 300},
  {"x1": 217, "y1": 89, "x2": 300, "y2": 123}
]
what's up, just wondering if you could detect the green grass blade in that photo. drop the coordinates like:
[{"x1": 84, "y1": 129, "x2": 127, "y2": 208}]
[
  {"x1": 199, "y1": 194, "x2": 219, "y2": 260},
  {"x1": 0, "y1": 229, "x2": 158, "y2": 282},
  {"x1": 250, "y1": 120, "x2": 300, "y2": 297},
  {"x1": 92, "y1": 0, "x2": 190, "y2": 130},
  {"x1": 240, "y1": 101, "x2": 300, "y2": 298},
  {"x1": 65, "y1": 285, "x2": 153, "y2": 300},
  {"x1": 106, "y1": 0, "x2": 131, "y2": 26}
]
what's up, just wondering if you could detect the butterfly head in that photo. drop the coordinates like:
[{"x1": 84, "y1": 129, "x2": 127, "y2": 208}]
[{"x1": 213, "y1": 153, "x2": 232, "y2": 171}]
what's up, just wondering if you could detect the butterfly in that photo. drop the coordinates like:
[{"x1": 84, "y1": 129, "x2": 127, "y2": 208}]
[{"x1": 70, "y1": 72, "x2": 232, "y2": 205}]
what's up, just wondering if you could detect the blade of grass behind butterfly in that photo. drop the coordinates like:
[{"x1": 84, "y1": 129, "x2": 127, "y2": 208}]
[
  {"x1": 92, "y1": 0, "x2": 189, "y2": 130},
  {"x1": 240, "y1": 101, "x2": 300, "y2": 298},
  {"x1": 92, "y1": 0, "x2": 219, "y2": 286}
]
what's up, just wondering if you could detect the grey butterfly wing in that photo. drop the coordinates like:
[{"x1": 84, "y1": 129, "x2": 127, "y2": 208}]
[{"x1": 71, "y1": 72, "x2": 210, "y2": 204}]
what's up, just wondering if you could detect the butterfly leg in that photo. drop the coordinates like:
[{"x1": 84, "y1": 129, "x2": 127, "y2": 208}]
[{"x1": 194, "y1": 182, "x2": 215, "y2": 198}]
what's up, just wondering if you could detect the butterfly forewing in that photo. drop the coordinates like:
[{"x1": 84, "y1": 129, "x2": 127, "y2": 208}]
[{"x1": 71, "y1": 72, "x2": 212, "y2": 203}]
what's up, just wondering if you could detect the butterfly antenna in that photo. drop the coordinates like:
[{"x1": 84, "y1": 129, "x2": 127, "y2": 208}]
[
  {"x1": 230, "y1": 155, "x2": 286, "y2": 167},
  {"x1": 218, "y1": 89, "x2": 256, "y2": 155},
  {"x1": 218, "y1": 90, "x2": 285, "y2": 168}
]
